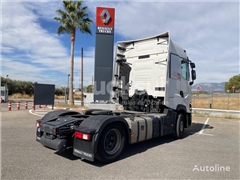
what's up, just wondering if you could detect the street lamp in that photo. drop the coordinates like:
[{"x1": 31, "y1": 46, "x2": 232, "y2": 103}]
[
  {"x1": 67, "y1": 74, "x2": 70, "y2": 100},
  {"x1": 6, "y1": 75, "x2": 9, "y2": 88}
]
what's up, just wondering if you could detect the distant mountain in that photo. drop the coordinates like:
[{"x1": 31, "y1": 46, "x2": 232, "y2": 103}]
[{"x1": 192, "y1": 82, "x2": 226, "y2": 92}]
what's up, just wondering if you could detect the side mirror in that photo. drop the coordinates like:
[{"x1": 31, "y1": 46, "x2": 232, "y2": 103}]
[
  {"x1": 191, "y1": 70, "x2": 196, "y2": 80},
  {"x1": 190, "y1": 63, "x2": 196, "y2": 69}
]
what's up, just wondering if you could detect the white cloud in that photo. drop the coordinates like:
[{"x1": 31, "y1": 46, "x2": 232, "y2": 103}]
[
  {"x1": 1, "y1": 47, "x2": 14, "y2": 53},
  {"x1": 1, "y1": 0, "x2": 239, "y2": 89},
  {"x1": 2, "y1": 2, "x2": 67, "y2": 57},
  {"x1": 25, "y1": 1, "x2": 63, "y2": 21},
  {"x1": 88, "y1": 1, "x2": 239, "y2": 83},
  {"x1": 2, "y1": 58, "x2": 50, "y2": 83},
  {"x1": 1, "y1": 1, "x2": 95, "y2": 87}
]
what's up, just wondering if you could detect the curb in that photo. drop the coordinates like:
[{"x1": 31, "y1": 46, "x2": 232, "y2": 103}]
[
  {"x1": 51, "y1": 106, "x2": 85, "y2": 111},
  {"x1": 192, "y1": 108, "x2": 240, "y2": 118}
]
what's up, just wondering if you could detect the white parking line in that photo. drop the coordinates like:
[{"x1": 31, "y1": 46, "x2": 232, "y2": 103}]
[
  {"x1": 29, "y1": 109, "x2": 44, "y2": 117},
  {"x1": 198, "y1": 118, "x2": 209, "y2": 134},
  {"x1": 199, "y1": 133, "x2": 213, "y2": 136},
  {"x1": 197, "y1": 118, "x2": 213, "y2": 136}
]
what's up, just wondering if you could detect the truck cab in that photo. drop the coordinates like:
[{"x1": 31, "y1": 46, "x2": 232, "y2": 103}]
[{"x1": 112, "y1": 32, "x2": 196, "y2": 114}]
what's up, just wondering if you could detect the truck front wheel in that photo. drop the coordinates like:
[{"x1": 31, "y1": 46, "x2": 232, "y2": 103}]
[
  {"x1": 173, "y1": 113, "x2": 185, "y2": 139},
  {"x1": 95, "y1": 123, "x2": 126, "y2": 163}
]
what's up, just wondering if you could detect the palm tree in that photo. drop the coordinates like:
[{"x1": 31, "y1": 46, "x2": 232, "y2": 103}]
[{"x1": 54, "y1": 0, "x2": 92, "y2": 105}]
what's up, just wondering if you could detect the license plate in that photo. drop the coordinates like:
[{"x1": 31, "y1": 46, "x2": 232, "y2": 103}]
[{"x1": 73, "y1": 148, "x2": 94, "y2": 161}]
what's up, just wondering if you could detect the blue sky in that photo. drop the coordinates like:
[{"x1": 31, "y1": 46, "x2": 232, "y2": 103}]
[{"x1": 1, "y1": 0, "x2": 239, "y2": 88}]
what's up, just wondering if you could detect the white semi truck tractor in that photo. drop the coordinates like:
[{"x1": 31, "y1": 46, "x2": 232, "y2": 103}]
[{"x1": 36, "y1": 32, "x2": 196, "y2": 163}]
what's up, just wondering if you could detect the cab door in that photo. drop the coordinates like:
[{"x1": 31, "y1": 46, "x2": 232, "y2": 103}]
[
  {"x1": 180, "y1": 60, "x2": 191, "y2": 110},
  {"x1": 167, "y1": 54, "x2": 182, "y2": 109},
  {"x1": 167, "y1": 54, "x2": 190, "y2": 111}
]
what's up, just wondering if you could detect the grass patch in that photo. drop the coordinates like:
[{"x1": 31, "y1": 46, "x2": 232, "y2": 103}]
[
  {"x1": 9, "y1": 93, "x2": 33, "y2": 99},
  {"x1": 55, "y1": 94, "x2": 82, "y2": 100},
  {"x1": 9, "y1": 93, "x2": 83, "y2": 100},
  {"x1": 55, "y1": 102, "x2": 88, "y2": 109},
  {"x1": 221, "y1": 114, "x2": 238, "y2": 119},
  {"x1": 192, "y1": 110, "x2": 210, "y2": 117}
]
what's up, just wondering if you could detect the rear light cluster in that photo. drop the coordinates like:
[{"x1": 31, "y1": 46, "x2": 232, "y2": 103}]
[
  {"x1": 74, "y1": 131, "x2": 92, "y2": 141},
  {"x1": 36, "y1": 122, "x2": 41, "y2": 127}
]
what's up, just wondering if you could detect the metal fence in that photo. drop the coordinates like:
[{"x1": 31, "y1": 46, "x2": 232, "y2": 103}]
[{"x1": 191, "y1": 91, "x2": 240, "y2": 111}]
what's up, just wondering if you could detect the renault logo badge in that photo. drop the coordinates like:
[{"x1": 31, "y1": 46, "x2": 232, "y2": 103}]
[{"x1": 100, "y1": 10, "x2": 111, "y2": 24}]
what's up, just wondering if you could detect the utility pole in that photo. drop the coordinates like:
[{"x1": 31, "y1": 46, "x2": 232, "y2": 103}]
[
  {"x1": 6, "y1": 75, "x2": 9, "y2": 88},
  {"x1": 67, "y1": 74, "x2": 70, "y2": 100},
  {"x1": 92, "y1": 76, "x2": 94, "y2": 93},
  {"x1": 81, "y1": 47, "x2": 84, "y2": 106}
]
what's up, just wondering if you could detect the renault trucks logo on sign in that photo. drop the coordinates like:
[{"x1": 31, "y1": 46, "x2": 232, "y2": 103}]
[
  {"x1": 100, "y1": 10, "x2": 111, "y2": 24},
  {"x1": 96, "y1": 7, "x2": 115, "y2": 34}
]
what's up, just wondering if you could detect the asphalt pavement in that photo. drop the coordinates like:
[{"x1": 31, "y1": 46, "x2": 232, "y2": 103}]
[{"x1": 1, "y1": 110, "x2": 239, "y2": 179}]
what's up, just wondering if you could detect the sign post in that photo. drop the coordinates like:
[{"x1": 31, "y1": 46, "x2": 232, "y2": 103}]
[
  {"x1": 197, "y1": 85, "x2": 201, "y2": 91},
  {"x1": 94, "y1": 7, "x2": 115, "y2": 101},
  {"x1": 197, "y1": 85, "x2": 201, "y2": 96}
]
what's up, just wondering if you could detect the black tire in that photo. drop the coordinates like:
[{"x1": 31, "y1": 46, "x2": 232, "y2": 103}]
[
  {"x1": 95, "y1": 123, "x2": 126, "y2": 163},
  {"x1": 173, "y1": 113, "x2": 185, "y2": 139}
]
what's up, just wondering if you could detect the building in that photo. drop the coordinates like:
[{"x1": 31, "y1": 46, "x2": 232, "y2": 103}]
[{"x1": 1, "y1": 86, "x2": 8, "y2": 103}]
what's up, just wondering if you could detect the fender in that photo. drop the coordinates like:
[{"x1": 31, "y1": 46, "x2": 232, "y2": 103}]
[
  {"x1": 41, "y1": 110, "x2": 80, "y2": 123},
  {"x1": 75, "y1": 115, "x2": 130, "y2": 154},
  {"x1": 176, "y1": 104, "x2": 187, "y2": 113},
  {"x1": 176, "y1": 104, "x2": 190, "y2": 128}
]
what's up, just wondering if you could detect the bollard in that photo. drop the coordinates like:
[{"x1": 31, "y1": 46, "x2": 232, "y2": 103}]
[
  {"x1": 25, "y1": 101, "x2": 28, "y2": 109},
  {"x1": 8, "y1": 102, "x2": 11, "y2": 111},
  {"x1": 39, "y1": 105, "x2": 41, "y2": 108},
  {"x1": 32, "y1": 102, "x2": 34, "y2": 109},
  {"x1": 17, "y1": 101, "x2": 20, "y2": 110}
]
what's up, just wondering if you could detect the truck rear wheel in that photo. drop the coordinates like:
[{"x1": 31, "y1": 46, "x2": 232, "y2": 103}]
[
  {"x1": 173, "y1": 113, "x2": 185, "y2": 139},
  {"x1": 95, "y1": 123, "x2": 126, "y2": 163}
]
